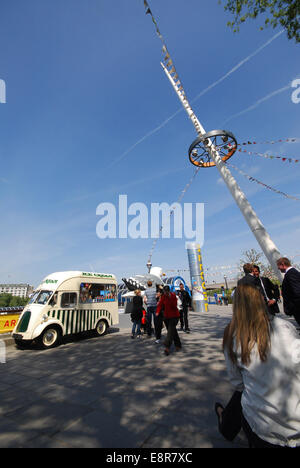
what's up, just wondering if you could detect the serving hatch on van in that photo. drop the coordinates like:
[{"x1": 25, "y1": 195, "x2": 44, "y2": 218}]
[{"x1": 12, "y1": 271, "x2": 119, "y2": 349}]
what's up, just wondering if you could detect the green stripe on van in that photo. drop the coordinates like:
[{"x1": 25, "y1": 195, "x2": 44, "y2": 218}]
[
  {"x1": 45, "y1": 308, "x2": 112, "y2": 336},
  {"x1": 66, "y1": 310, "x2": 70, "y2": 334}
]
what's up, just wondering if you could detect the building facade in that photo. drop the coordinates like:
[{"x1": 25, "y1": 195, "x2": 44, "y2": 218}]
[{"x1": 0, "y1": 284, "x2": 34, "y2": 298}]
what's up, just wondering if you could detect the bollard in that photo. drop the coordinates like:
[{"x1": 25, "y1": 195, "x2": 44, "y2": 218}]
[{"x1": 0, "y1": 338, "x2": 6, "y2": 364}]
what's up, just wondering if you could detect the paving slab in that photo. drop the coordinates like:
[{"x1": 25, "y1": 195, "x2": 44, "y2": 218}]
[{"x1": 0, "y1": 304, "x2": 296, "y2": 448}]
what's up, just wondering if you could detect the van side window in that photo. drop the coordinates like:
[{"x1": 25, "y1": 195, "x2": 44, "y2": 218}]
[
  {"x1": 61, "y1": 293, "x2": 77, "y2": 308},
  {"x1": 49, "y1": 293, "x2": 58, "y2": 306},
  {"x1": 79, "y1": 283, "x2": 116, "y2": 304}
]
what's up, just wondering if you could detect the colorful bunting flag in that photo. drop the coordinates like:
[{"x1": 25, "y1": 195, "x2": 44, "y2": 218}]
[
  {"x1": 237, "y1": 148, "x2": 300, "y2": 163},
  {"x1": 142, "y1": 0, "x2": 188, "y2": 109},
  {"x1": 142, "y1": 0, "x2": 300, "y2": 265},
  {"x1": 239, "y1": 138, "x2": 299, "y2": 146},
  {"x1": 226, "y1": 162, "x2": 300, "y2": 201},
  {"x1": 147, "y1": 166, "x2": 200, "y2": 263}
]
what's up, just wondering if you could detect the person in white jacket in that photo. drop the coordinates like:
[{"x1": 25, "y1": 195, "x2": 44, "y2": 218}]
[{"x1": 215, "y1": 283, "x2": 300, "y2": 448}]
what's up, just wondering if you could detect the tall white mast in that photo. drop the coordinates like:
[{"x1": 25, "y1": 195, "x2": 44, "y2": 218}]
[{"x1": 161, "y1": 62, "x2": 283, "y2": 281}]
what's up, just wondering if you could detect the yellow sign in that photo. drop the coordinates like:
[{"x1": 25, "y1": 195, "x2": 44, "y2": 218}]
[
  {"x1": 0, "y1": 313, "x2": 21, "y2": 334},
  {"x1": 197, "y1": 248, "x2": 209, "y2": 312}
]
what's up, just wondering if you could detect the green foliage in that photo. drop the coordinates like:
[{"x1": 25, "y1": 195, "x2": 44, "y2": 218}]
[
  {"x1": 207, "y1": 288, "x2": 234, "y2": 304},
  {"x1": 207, "y1": 288, "x2": 225, "y2": 295},
  {"x1": 0, "y1": 293, "x2": 29, "y2": 307},
  {"x1": 220, "y1": 0, "x2": 300, "y2": 43}
]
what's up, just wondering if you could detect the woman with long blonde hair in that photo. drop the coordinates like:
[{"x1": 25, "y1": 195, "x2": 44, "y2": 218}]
[
  {"x1": 223, "y1": 283, "x2": 271, "y2": 366},
  {"x1": 216, "y1": 284, "x2": 300, "y2": 448}
]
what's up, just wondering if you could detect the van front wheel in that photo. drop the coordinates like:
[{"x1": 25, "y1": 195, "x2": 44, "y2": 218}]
[
  {"x1": 38, "y1": 326, "x2": 62, "y2": 349},
  {"x1": 95, "y1": 320, "x2": 108, "y2": 337}
]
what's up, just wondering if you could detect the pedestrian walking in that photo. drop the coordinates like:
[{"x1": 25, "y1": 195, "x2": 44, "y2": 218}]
[
  {"x1": 131, "y1": 290, "x2": 143, "y2": 339},
  {"x1": 277, "y1": 257, "x2": 300, "y2": 326},
  {"x1": 154, "y1": 286, "x2": 164, "y2": 343},
  {"x1": 178, "y1": 283, "x2": 192, "y2": 332},
  {"x1": 143, "y1": 280, "x2": 157, "y2": 337},
  {"x1": 156, "y1": 285, "x2": 181, "y2": 356},
  {"x1": 221, "y1": 286, "x2": 228, "y2": 306},
  {"x1": 215, "y1": 284, "x2": 300, "y2": 448},
  {"x1": 176, "y1": 291, "x2": 183, "y2": 330}
]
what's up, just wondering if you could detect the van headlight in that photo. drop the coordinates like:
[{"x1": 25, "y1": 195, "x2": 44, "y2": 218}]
[{"x1": 42, "y1": 314, "x2": 49, "y2": 323}]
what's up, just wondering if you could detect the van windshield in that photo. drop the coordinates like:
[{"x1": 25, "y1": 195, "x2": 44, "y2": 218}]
[{"x1": 29, "y1": 290, "x2": 53, "y2": 305}]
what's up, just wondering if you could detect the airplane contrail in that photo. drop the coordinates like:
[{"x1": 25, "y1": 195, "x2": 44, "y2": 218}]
[
  {"x1": 109, "y1": 29, "x2": 284, "y2": 168},
  {"x1": 190, "y1": 29, "x2": 284, "y2": 104},
  {"x1": 222, "y1": 84, "x2": 291, "y2": 124},
  {"x1": 107, "y1": 108, "x2": 182, "y2": 168}
]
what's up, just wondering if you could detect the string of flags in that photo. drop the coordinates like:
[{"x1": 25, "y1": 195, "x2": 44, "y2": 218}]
[
  {"x1": 226, "y1": 162, "x2": 300, "y2": 201},
  {"x1": 238, "y1": 148, "x2": 300, "y2": 164},
  {"x1": 206, "y1": 265, "x2": 239, "y2": 271},
  {"x1": 143, "y1": 0, "x2": 300, "y2": 148},
  {"x1": 143, "y1": 0, "x2": 204, "y2": 264},
  {"x1": 176, "y1": 167, "x2": 200, "y2": 204},
  {"x1": 238, "y1": 138, "x2": 300, "y2": 146},
  {"x1": 143, "y1": 1, "x2": 183, "y2": 97},
  {"x1": 143, "y1": 1, "x2": 300, "y2": 167},
  {"x1": 142, "y1": 0, "x2": 300, "y2": 270},
  {"x1": 143, "y1": 0, "x2": 202, "y2": 136},
  {"x1": 147, "y1": 167, "x2": 200, "y2": 263}
]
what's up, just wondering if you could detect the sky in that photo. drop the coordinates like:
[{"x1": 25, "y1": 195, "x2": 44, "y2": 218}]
[{"x1": 0, "y1": 0, "x2": 299, "y2": 287}]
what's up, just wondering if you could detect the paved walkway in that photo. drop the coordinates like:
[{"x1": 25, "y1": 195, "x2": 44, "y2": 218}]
[{"x1": 0, "y1": 304, "x2": 290, "y2": 449}]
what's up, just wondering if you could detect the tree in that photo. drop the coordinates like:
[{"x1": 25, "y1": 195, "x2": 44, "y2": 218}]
[
  {"x1": 238, "y1": 247, "x2": 280, "y2": 282},
  {"x1": 239, "y1": 248, "x2": 264, "y2": 272},
  {"x1": 0, "y1": 293, "x2": 29, "y2": 307},
  {"x1": 0, "y1": 294, "x2": 12, "y2": 307},
  {"x1": 221, "y1": 0, "x2": 300, "y2": 43}
]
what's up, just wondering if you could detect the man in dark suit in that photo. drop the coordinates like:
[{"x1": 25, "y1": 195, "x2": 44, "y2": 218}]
[
  {"x1": 238, "y1": 263, "x2": 267, "y2": 304},
  {"x1": 277, "y1": 257, "x2": 300, "y2": 326},
  {"x1": 252, "y1": 265, "x2": 280, "y2": 315},
  {"x1": 237, "y1": 263, "x2": 258, "y2": 287},
  {"x1": 178, "y1": 282, "x2": 192, "y2": 333}
]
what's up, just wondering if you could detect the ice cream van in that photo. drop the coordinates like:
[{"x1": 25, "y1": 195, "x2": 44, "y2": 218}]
[{"x1": 12, "y1": 271, "x2": 118, "y2": 349}]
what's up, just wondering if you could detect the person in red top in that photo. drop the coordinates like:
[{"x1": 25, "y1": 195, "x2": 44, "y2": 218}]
[{"x1": 156, "y1": 285, "x2": 181, "y2": 355}]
